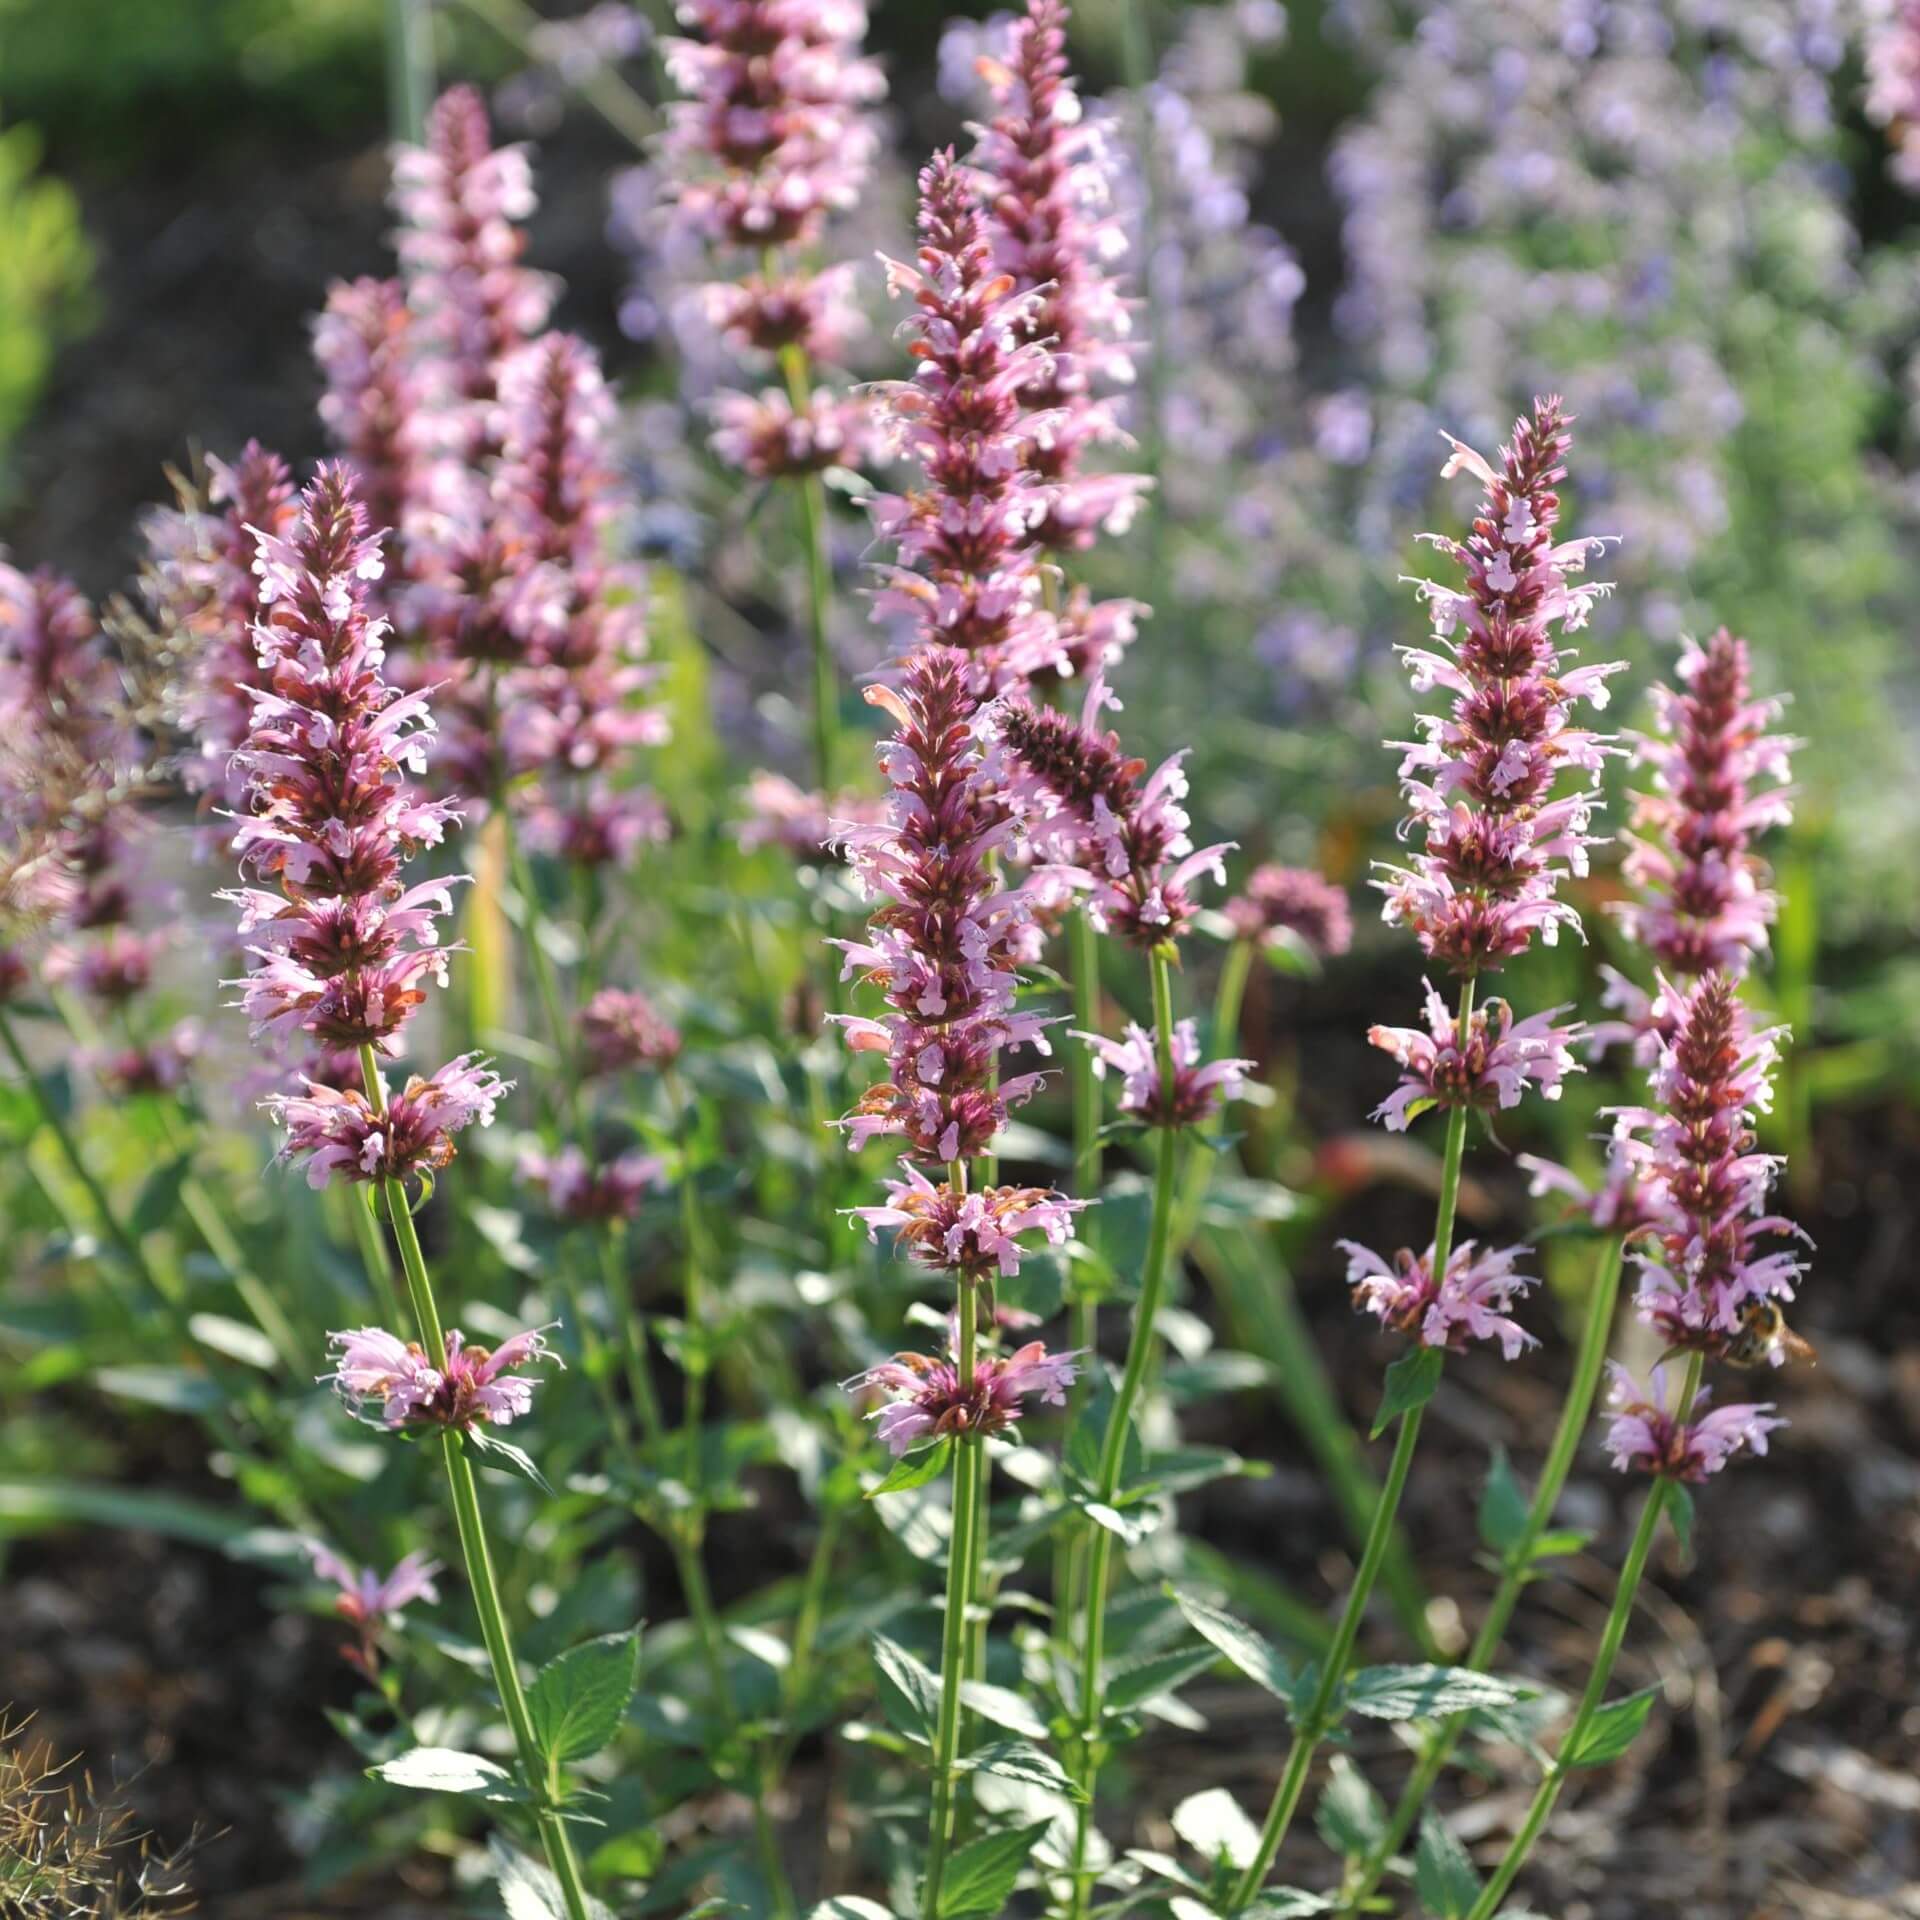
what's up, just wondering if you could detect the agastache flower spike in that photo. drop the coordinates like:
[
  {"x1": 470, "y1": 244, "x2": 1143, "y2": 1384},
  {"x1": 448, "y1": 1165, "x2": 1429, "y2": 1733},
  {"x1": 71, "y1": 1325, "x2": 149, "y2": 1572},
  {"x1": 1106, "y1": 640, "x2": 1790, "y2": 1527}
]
[
  {"x1": 226, "y1": 465, "x2": 512, "y2": 1189},
  {"x1": 1607, "y1": 971, "x2": 1811, "y2": 1356},
  {"x1": 1341, "y1": 1237, "x2": 1538, "y2": 1361},
  {"x1": 834, "y1": 647, "x2": 1080, "y2": 1279},
  {"x1": 324, "y1": 1322, "x2": 559, "y2": 1430},
  {"x1": 995, "y1": 674, "x2": 1231, "y2": 946},
  {"x1": 1224, "y1": 862, "x2": 1353, "y2": 962},
  {"x1": 1595, "y1": 629, "x2": 1796, "y2": 1058},
  {"x1": 867, "y1": 150, "x2": 1063, "y2": 686},
  {"x1": 1077, "y1": 1018, "x2": 1252, "y2": 1129},
  {"x1": 968, "y1": 0, "x2": 1148, "y2": 558},
  {"x1": 306, "y1": 1541, "x2": 441, "y2": 1674},
  {"x1": 1368, "y1": 977, "x2": 1582, "y2": 1133},
  {"x1": 1380, "y1": 397, "x2": 1623, "y2": 973}
]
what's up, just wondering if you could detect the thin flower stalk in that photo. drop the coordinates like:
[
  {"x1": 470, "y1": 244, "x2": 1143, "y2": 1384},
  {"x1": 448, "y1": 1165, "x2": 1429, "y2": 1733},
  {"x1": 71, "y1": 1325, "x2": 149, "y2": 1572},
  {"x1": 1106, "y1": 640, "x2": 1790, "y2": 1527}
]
[{"x1": 1460, "y1": 1350, "x2": 1706, "y2": 1920}]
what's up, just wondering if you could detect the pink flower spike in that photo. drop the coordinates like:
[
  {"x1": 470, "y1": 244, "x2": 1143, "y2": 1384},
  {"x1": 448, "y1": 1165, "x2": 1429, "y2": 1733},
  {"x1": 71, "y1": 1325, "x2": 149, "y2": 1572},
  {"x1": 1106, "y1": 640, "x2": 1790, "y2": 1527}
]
[
  {"x1": 1223, "y1": 863, "x2": 1353, "y2": 960},
  {"x1": 1602, "y1": 1362, "x2": 1783, "y2": 1482},
  {"x1": 1076, "y1": 1017, "x2": 1253, "y2": 1129},
  {"x1": 324, "y1": 1322, "x2": 560, "y2": 1432},
  {"x1": 306, "y1": 1540, "x2": 443, "y2": 1626},
  {"x1": 846, "y1": 1328, "x2": 1084, "y2": 1455}
]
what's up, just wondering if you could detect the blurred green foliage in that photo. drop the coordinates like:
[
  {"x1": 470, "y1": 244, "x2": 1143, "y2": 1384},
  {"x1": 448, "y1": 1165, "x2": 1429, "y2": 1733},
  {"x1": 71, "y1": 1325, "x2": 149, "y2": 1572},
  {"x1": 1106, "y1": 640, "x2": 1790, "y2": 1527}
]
[{"x1": 0, "y1": 122, "x2": 91, "y2": 492}]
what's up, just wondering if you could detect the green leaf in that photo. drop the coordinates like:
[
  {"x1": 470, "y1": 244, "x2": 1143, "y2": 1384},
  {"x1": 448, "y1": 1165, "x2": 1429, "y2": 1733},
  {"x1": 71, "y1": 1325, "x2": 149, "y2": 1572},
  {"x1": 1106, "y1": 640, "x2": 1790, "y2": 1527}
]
[
  {"x1": 1561, "y1": 1684, "x2": 1660, "y2": 1769},
  {"x1": 804, "y1": 1903, "x2": 894, "y2": 1920},
  {"x1": 130, "y1": 1151, "x2": 194, "y2": 1236},
  {"x1": 953, "y1": 1739, "x2": 1083, "y2": 1799},
  {"x1": 1078, "y1": 1496, "x2": 1159, "y2": 1544},
  {"x1": 368, "y1": 1747, "x2": 525, "y2": 1801},
  {"x1": 1244, "y1": 1895, "x2": 1336, "y2": 1918},
  {"x1": 1666, "y1": 1484, "x2": 1695, "y2": 1558},
  {"x1": 1065, "y1": 1367, "x2": 1143, "y2": 1493},
  {"x1": 94, "y1": 1365, "x2": 222, "y2": 1414},
  {"x1": 1341, "y1": 1665, "x2": 1532, "y2": 1723},
  {"x1": 957, "y1": 1679, "x2": 1049, "y2": 1742},
  {"x1": 1104, "y1": 1645, "x2": 1220, "y2": 1715},
  {"x1": 865, "y1": 1437, "x2": 952, "y2": 1499},
  {"x1": 1477, "y1": 1447, "x2": 1530, "y2": 1556},
  {"x1": 1372, "y1": 1346, "x2": 1444, "y2": 1440},
  {"x1": 187, "y1": 1312, "x2": 279, "y2": 1370},
  {"x1": 1414, "y1": 1810, "x2": 1482, "y2": 1918},
  {"x1": 871, "y1": 1633, "x2": 940, "y2": 1742},
  {"x1": 1315, "y1": 1755, "x2": 1388, "y2": 1860},
  {"x1": 465, "y1": 1427, "x2": 554, "y2": 1495},
  {"x1": 938, "y1": 1818, "x2": 1052, "y2": 1917},
  {"x1": 490, "y1": 1836, "x2": 615, "y2": 1920},
  {"x1": 1124, "y1": 1849, "x2": 1208, "y2": 1895},
  {"x1": 1526, "y1": 1527, "x2": 1592, "y2": 1563},
  {"x1": 528, "y1": 1631, "x2": 641, "y2": 1766},
  {"x1": 1167, "y1": 1586, "x2": 1296, "y2": 1702},
  {"x1": 1171, "y1": 1786, "x2": 1260, "y2": 1872}
]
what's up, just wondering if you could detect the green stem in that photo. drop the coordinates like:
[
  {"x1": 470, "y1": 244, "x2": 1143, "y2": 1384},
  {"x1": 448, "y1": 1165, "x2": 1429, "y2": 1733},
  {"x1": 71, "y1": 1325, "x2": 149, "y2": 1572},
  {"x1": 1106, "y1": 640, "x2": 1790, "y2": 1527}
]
[
  {"x1": 357, "y1": 1045, "x2": 592, "y2": 1920},
  {"x1": 1064, "y1": 946, "x2": 1182, "y2": 1920},
  {"x1": 446, "y1": 0, "x2": 657, "y2": 150},
  {"x1": 384, "y1": 0, "x2": 434, "y2": 145},
  {"x1": 1462, "y1": 1354, "x2": 1699, "y2": 1920},
  {"x1": 924, "y1": 1281, "x2": 984, "y2": 1919},
  {"x1": 1227, "y1": 977, "x2": 1478, "y2": 1908},
  {"x1": 1344, "y1": 1234, "x2": 1627, "y2": 1912}
]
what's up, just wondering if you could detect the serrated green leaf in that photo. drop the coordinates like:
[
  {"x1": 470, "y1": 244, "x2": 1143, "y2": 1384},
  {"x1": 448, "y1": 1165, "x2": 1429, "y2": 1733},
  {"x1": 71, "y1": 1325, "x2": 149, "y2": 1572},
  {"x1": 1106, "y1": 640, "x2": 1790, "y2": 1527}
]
[
  {"x1": 490, "y1": 1835, "x2": 616, "y2": 1920},
  {"x1": 1477, "y1": 1447, "x2": 1530, "y2": 1556},
  {"x1": 1372, "y1": 1346, "x2": 1444, "y2": 1440},
  {"x1": 1105, "y1": 1645, "x2": 1220, "y2": 1715},
  {"x1": 1171, "y1": 1786, "x2": 1260, "y2": 1872},
  {"x1": 954, "y1": 1739, "x2": 1083, "y2": 1799},
  {"x1": 369, "y1": 1746, "x2": 524, "y2": 1801},
  {"x1": 1167, "y1": 1586, "x2": 1296, "y2": 1702},
  {"x1": 958, "y1": 1678, "x2": 1049, "y2": 1741},
  {"x1": 865, "y1": 1437, "x2": 952, "y2": 1498},
  {"x1": 1315, "y1": 1754, "x2": 1388, "y2": 1860},
  {"x1": 1561, "y1": 1684, "x2": 1660, "y2": 1769},
  {"x1": 871, "y1": 1633, "x2": 940, "y2": 1742},
  {"x1": 939, "y1": 1817, "x2": 1052, "y2": 1916},
  {"x1": 466, "y1": 1427, "x2": 554, "y2": 1495},
  {"x1": 1414, "y1": 1810, "x2": 1482, "y2": 1918},
  {"x1": 528, "y1": 1631, "x2": 641, "y2": 1765},
  {"x1": 1341, "y1": 1665, "x2": 1532, "y2": 1722}
]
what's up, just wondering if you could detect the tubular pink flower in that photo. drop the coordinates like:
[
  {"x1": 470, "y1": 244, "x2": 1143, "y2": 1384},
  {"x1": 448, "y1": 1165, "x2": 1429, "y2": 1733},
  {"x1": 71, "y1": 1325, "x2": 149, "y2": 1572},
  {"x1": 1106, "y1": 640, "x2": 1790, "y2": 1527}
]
[
  {"x1": 1518, "y1": 1137, "x2": 1662, "y2": 1235},
  {"x1": 580, "y1": 986, "x2": 682, "y2": 1076},
  {"x1": 314, "y1": 277, "x2": 423, "y2": 541},
  {"x1": 86, "y1": 1019, "x2": 203, "y2": 1099},
  {"x1": 1866, "y1": 0, "x2": 1920, "y2": 191},
  {"x1": 994, "y1": 675, "x2": 1231, "y2": 947},
  {"x1": 267, "y1": 1054, "x2": 510, "y2": 1190},
  {"x1": 325, "y1": 1321, "x2": 559, "y2": 1430},
  {"x1": 1224, "y1": 863, "x2": 1353, "y2": 960},
  {"x1": 307, "y1": 1541, "x2": 443, "y2": 1626},
  {"x1": 737, "y1": 770, "x2": 888, "y2": 861},
  {"x1": 1341, "y1": 1236, "x2": 1537, "y2": 1360},
  {"x1": 850, "y1": 1158, "x2": 1086, "y2": 1281},
  {"x1": 708, "y1": 385, "x2": 874, "y2": 478},
  {"x1": 1379, "y1": 397, "x2": 1623, "y2": 973},
  {"x1": 1611, "y1": 628, "x2": 1795, "y2": 984},
  {"x1": 1606, "y1": 972, "x2": 1811, "y2": 1356},
  {"x1": 1367, "y1": 977, "x2": 1582, "y2": 1132},
  {"x1": 1602, "y1": 1361, "x2": 1783, "y2": 1482},
  {"x1": 518, "y1": 1143, "x2": 667, "y2": 1222},
  {"x1": 968, "y1": 0, "x2": 1147, "y2": 554},
  {"x1": 846, "y1": 1324, "x2": 1082, "y2": 1454},
  {"x1": 1076, "y1": 1017, "x2": 1253, "y2": 1129}
]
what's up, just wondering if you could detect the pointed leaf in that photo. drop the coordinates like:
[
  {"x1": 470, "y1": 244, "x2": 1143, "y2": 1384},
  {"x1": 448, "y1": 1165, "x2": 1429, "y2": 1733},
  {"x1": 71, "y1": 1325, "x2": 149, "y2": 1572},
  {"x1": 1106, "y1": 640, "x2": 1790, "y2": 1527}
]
[
  {"x1": 1477, "y1": 1447, "x2": 1530, "y2": 1556},
  {"x1": 938, "y1": 1818, "x2": 1053, "y2": 1916},
  {"x1": 1315, "y1": 1755, "x2": 1388, "y2": 1860},
  {"x1": 1665, "y1": 1484, "x2": 1695, "y2": 1558},
  {"x1": 369, "y1": 1747, "x2": 525, "y2": 1801},
  {"x1": 1341, "y1": 1665, "x2": 1532, "y2": 1722},
  {"x1": 528, "y1": 1631, "x2": 641, "y2": 1765},
  {"x1": 866, "y1": 1437, "x2": 952, "y2": 1499},
  {"x1": 871, "y1": 1632, "x2": 940, "y2": 1742},
  {"x1": 466, "y1": 1427, "x2": 554, "y2": 1495},
  {"x1": 1372, "y1": 1346, "x2": 1444, "y2": 1440},
  {"x1": 954, "y1": 1739, "x2": 1083, "y2": 1799},
  {"x1": 1167, "y1": 1586, "x2": 1296, "y2": 1702},
  {"x1": 1245, "y1": 1895, "x2": 1336, "y2": 1918},
  {"x1": 805, "y1": 1904, "x2": 895, "y2": 1920},
  {"x1": 1414, "y1": 1810, "x2": 1482, "y2": 1918},
  {"x1": 1561, "y1": 1684, "x2": 1660, "y2": 1769},
  {"x1": 1171, "y1": 1787, "x2": 1260, "y2": 1872},
  {"x1": 1105, "y1": 1645, "x2": 1220, "y2": 1715},
  {"x1": 958, "y1": 1679, "x2": 1049, "y2": 1741}
]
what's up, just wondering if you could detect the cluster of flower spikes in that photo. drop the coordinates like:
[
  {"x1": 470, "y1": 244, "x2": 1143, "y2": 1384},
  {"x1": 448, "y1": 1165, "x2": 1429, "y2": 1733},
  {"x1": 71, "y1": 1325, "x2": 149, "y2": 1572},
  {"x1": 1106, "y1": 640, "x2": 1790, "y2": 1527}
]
[
  {"x1": 833, "y1": 645, "x2": 1082, "y2": 1283},
  {"x1": 310, "y1": 90, "x2": 665, "y2": 871},
  {"x1": 867, "y1": 149, "x2": 1072, "y2": 691},
  {"x1": 657, "y1": 0, "x2": 885, "y2": 480},
  {"x1": 1383, "y1": 394, "x2": 1623, "y2": 974},
  {"x1": 0, "y1": 561, "x2": 162, "y2": 1009},
  {"x1": 993, "y1": 671, "x2": 1231, "y2": 948},
  {"x1": 224, "y1": 462, "x2": 509, "y2": 1190},
  {"x1": 1595, "y1": 628, "x2": 1795, "y2": 1060},
  {"x1": 966, "y1": 0, "x2": 1147, "y2": 563}
]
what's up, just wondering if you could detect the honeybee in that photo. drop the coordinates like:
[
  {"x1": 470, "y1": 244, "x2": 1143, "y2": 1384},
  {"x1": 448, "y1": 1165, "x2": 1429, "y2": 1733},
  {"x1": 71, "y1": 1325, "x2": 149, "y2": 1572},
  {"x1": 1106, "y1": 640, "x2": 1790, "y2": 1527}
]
[{"x1": 1724, "y1": 1298, "x2": 1818, "y2": 1370}]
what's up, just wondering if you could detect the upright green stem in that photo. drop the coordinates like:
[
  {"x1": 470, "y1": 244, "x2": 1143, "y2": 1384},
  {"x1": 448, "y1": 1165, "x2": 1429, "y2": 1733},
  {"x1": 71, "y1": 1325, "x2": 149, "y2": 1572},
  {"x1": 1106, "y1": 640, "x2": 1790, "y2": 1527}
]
[
  {"x1": 1063, "y1": 947, "x2": 1181, "y2": 1920},
  {"x1": 924, "y1": 1279, "x2": 984, "y2": 1918},
  {"x1": 1462, "y1": 1352, "x2": 1701, "y2": 1920},
  {"x1": 384, "y1": 0, "x2": 434, "y2": 145},
  {"x1": 357, "y1": 1046, "x2": 592, "y2": 1920},
  {"x1": 1343, "y1": 1234, "x2": 1627, "y2": 1912},
  {"x1": 1227, "y1": 977, "x2": 1477, "y2": 1909}
]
